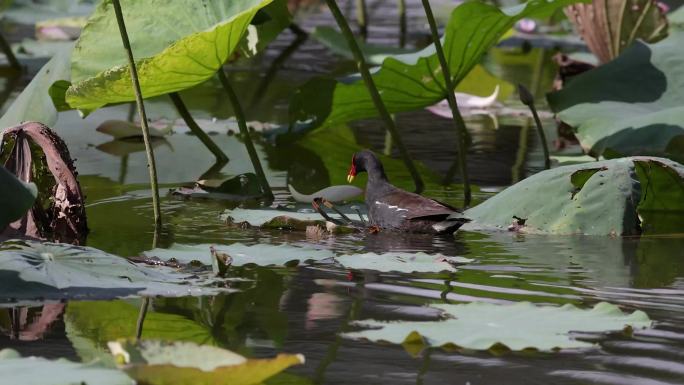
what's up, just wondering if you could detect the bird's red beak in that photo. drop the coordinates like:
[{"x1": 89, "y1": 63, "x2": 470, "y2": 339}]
[{"x1": 347, "y1": 156, "x2": 356, "y2": 183}]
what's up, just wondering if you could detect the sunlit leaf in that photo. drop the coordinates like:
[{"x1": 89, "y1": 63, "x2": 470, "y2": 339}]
[
  {"x1": 64, "y1": 0, "x2": 274, "y2": 114},
  {"x1": 109, "y1": 339, "x2": 304, "y2": 385}
]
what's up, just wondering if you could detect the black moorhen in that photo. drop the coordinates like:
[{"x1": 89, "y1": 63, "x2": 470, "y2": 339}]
[{"x1": 347, "y1": 150, "x2": 469, "y2": 234}]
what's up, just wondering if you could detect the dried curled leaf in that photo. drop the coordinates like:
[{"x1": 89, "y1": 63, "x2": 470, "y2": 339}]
[
  {"x1": 1, "y1": 122, "x2": 88, "y2": 244},
  {"x1": 565, "y1": 0, "x2": 668, "y2": 64}
]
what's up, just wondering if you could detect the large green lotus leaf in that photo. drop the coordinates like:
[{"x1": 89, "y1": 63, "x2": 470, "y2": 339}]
[
  {"x1": 310, "y1": 27, "x2": 514, "y2": 100},
  {"x1": 108, "y1": 339, "x2": 304, "y2": 385},
  {"x1": 344, "y1": 301, "x2": 651, "y2": 352},
  {"x1": 0, "y1": 240, "x2": 233, "y2": 301},
  {"x1": 290, "y1": 0, "x2": 583, "y2": 127},
  {"x1": 65, "y1": 0, "x2": 273, "y2": 114},
  {"x1": 547, "y1": 33, "x2": 684, "y2": 157},
  {"x1": 336, "y1": 252, "x2": 472, "y2": 273},
  {"x1": 461, "y1": 157, "x2": 684, "y2": 235},
  {"x1": 0, "y1": 46, "x2": 71, "y2": 128},
  {"x1": 144, "y1": 243, "x2": 334, "y2": 267},
  {"x1": 0, "y1": 166, "x2": 37, "y2": 229},
  {"x1": 0, "y1": 348, "x2": 133, "y2": 385}
]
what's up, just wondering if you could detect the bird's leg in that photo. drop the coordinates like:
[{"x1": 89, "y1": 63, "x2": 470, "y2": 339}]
[
  {"x1": 351, "y1": 205, "x2": 367, "y2": 226},
  {"x1": 320, "y1": 198, "x2": 356, "y2": 224},
  {"x1": 312, "y1": 198, "x2": 347, "y2": 226}
]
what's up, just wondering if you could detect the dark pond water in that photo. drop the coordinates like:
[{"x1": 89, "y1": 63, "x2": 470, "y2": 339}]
[{"x1": 2, "y1": 1, "x2": 684, "y2": 384}]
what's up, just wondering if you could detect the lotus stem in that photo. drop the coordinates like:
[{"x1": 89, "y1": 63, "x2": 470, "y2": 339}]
[
  {"x1": 169, "y1": 92, "x2": 229, "y2": 163},
  {"x1": 511, "y1": 117, "x2": 529, "y2": 183},
  {"x1": 135, "y1": 297, "x2": 150, "y2": 341},
  {"x1": 0, "y1": 32, "x2": 21, "y2": 72},
  {"x1": 383, "y1": 130, "x2": 393, "y2": 155},
  {"x1": 518, "y1": 84, "x2": 550, "y2": 169},
  {"x1": 398, "y1": 0, "x2": 406, "y2": 48},
  {"x1": 325, "y1": 0, "x2": 424, "y2": 193},
  {"x1": 420, "y1": 0, "x2": 471, "y2": 206},
  {"x1": 217, "y1": 69, "x2": 274, "y2": 201},
  {"x1": 355, "y1": 0, "x2": 368, "y2": 40},
  {"x1": 111, "y1": 0, "x2": 162, "y2": 230}
]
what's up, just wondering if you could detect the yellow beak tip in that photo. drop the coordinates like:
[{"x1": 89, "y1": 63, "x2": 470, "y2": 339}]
[{"x1": 347, "y1": 175, "x2": 355, "y2": 183}]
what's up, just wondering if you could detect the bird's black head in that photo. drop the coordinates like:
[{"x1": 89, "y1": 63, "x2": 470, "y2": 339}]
[{"x1": 347, "y1": 150, "x2": 387, "y2": 183}]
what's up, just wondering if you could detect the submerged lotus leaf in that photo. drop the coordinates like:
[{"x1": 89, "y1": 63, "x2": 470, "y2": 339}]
[
  {"x1": 222, "y1": 207, "x2": 361, "y2": 229},
  {"x1": 108, "y1": 339, "x2": 304, "y2": 385},
  {"x1": 0, "y1": 240, "x2": 232, "y2": 301},
  {"x1": 290, "y1": 0, "x2": 582, "y2": 127},
  {"x1": 64, "y1": 0, "x2": 273, "y2": 114},
  {"x1": 66, "y1": 300, "x2": 218, "y2": 357},
  {"x1": 145, "y1": 243, "x2": 334, "y2": 267},
  {"x1": 0, "y1": 348, "x2": 133, "y2": 385},
  {"x1": 547, "y1": 32, "x2": 684, "y2": 158},
  {"x1": 344, "y1": 302, "x2": 651, "y2": 352},
  {"x1": 0, "y1": 167, "x2": 37, "y2": 229},
  {"x1": 335, "y1": 252, "x2": 473, "y2": 273},
  {"x1": 462, "y1": 157, "x2": 684, "y2": 235},
  {"x1": 0, "y1": 46, "x2": 71, "y2": 128}
]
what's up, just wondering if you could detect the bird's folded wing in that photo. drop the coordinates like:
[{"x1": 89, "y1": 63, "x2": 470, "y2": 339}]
[{"x1": 377, "y1": 191, "x2": 456, "y2": 220}]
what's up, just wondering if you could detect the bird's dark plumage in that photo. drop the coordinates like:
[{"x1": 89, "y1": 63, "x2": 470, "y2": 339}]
[{"x1": 348, "y1": 150, "x2": 469, "y2": 234}]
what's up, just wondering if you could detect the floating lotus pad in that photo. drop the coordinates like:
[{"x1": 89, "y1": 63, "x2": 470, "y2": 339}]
[
  {"x1": 145, "y1": 243, "x2": 473, "y2": 273},
  {"x1": 336, "y1": 252, "x2": 473, "y2": 273},
  {"x1": 0, "y1": 349, "x2": 133, "y2": 385},
  {"x1": 222, "y1": 207, "x2": 364, "y2": 230},
  {"x1": 144, "y1": 243, "x2": 335, "y2": 266},
  {"x1": 0, "y1": 240, "x2": 234, "y2": 301},
  {"x1": 344, "y1": 302, "x2": 651, "y2": 352}
]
